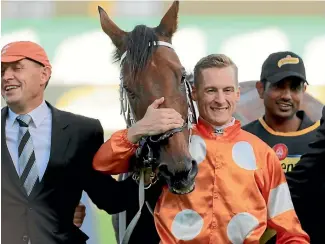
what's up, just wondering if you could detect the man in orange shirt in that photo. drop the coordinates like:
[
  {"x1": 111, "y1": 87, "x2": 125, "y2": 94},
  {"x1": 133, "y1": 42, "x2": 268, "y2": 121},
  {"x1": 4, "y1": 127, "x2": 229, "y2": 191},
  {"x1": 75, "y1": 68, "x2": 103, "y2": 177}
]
[{"x1": 93, "y1": 54, "x2": 310, "y2": 243}]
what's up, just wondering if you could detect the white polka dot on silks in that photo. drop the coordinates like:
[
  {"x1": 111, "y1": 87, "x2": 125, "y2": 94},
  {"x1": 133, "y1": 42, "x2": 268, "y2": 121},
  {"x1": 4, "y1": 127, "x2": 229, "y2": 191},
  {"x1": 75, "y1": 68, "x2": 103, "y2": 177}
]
[
  {"x1": 227, "y1": 212, "x2": 259, "y2": 243},
  {"x1": 189, "y1": 135, "x2": 207, "y2": 165},
  {"x1": 171, "y1": 209, "x2": 204, "y2": 241},
  {"x1": 232, "y1": 141, "x2": 257, "y2": 170}
]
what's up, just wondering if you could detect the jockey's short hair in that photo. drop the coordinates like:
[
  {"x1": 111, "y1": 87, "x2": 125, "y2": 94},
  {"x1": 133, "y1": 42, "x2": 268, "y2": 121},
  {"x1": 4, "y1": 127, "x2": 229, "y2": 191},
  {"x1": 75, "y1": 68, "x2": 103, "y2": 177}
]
[{"x1": 193, "y1": 54, "x2": 238, "y2": 88}]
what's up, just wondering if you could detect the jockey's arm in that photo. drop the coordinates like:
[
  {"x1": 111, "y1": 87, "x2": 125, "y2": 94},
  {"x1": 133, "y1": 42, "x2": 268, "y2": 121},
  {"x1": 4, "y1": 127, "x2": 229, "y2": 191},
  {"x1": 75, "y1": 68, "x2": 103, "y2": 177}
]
[
  {"x1": 92, "y1": 97, "x2": 184, "y2": 174},
  {"x1": 257, "y1": 148, "x2": 310, "y2": 243},
  {"x1": 93, "y1": 128, "x2": 138, "y2": 174}
]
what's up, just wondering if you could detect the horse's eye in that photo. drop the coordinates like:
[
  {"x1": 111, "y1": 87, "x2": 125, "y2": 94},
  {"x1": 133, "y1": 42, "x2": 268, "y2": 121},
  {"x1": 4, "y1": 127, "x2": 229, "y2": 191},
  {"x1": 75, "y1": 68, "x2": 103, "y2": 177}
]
[
  {"x1": 180, "y1": 74, "x2": 186, "y2": 84},
  {"x1": 128, "y1": 92, "x2": 136, "y2": 100},
  {"x1": 123, "y1": 85, "x2": 137, "y2": 100}
]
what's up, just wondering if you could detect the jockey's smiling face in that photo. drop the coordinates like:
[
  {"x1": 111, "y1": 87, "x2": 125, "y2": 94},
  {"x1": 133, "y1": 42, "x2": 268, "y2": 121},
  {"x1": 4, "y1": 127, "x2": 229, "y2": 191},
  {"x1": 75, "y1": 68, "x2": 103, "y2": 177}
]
[{"x1": 192, "y1": 65, "x2": 240, "y2": 127}]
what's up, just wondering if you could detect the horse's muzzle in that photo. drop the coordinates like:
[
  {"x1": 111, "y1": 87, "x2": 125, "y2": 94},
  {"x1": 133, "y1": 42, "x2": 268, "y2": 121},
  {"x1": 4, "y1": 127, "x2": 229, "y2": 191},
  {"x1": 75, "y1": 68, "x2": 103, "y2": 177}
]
[{"x1": 159, "y1": 158, "x2": 198, "y2": 195}]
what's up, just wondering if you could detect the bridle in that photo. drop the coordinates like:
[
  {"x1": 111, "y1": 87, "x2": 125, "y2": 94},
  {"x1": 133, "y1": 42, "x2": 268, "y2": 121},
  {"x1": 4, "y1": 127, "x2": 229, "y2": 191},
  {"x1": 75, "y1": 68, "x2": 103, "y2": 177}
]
[
  {"x1": 117, "y1": 40, "x2": 197, "y2": 244},
  {"x1": 119, "y1": 40, "x2": 197, "y2": 187}
]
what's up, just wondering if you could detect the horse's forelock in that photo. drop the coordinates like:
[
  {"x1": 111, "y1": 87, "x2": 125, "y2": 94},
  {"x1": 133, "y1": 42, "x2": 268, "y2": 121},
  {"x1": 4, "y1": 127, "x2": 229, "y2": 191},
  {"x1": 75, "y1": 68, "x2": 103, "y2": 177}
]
[{"x1": 115, "y1": 25, "x2": 159, "y2": 80}]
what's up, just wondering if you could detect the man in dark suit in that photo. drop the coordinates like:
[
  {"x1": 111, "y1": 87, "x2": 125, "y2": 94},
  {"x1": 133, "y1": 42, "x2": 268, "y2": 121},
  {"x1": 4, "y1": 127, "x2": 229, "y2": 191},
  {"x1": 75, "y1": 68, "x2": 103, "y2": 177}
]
[
  {"x1": 1, "y1": 41, "x2": 139, "y2": 244},
  {"x1": 286, "y1": 106, "x2": 325, "y2": 244}
]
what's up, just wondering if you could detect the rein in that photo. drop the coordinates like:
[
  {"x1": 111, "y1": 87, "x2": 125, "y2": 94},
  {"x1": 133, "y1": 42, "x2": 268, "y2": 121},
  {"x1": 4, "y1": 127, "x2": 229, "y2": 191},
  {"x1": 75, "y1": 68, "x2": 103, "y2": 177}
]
[{"x1": 117, "y1": 41, "x2": 197, "y2": 244}]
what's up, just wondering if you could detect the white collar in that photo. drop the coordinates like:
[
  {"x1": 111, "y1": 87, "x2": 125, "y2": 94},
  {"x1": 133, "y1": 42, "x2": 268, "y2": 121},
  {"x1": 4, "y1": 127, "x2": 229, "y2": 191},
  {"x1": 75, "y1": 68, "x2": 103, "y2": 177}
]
[{"x1": 7, "y1": 100, "x2": 49, "y2": 128}]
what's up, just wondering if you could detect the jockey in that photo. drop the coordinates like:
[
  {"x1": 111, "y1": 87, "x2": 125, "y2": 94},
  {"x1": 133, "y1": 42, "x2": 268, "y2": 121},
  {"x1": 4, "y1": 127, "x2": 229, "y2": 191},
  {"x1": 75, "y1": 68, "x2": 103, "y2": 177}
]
[{"x1": 93, "y1": 54, "x2": 310, "y2": 243}]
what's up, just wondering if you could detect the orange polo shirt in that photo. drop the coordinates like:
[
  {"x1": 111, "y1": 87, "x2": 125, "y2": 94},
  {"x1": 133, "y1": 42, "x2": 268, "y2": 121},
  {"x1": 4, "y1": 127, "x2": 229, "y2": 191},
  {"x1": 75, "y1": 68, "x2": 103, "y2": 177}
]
[{"x1": 93, "y1": 118, "x2": 310, "y2": 243}]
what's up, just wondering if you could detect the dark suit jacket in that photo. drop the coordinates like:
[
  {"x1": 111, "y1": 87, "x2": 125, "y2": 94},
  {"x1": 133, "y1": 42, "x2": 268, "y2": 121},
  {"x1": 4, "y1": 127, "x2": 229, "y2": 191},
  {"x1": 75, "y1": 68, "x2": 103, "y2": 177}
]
[
  {"x1": 1, "y1": 102, "x2": 139, "y2": 244},
  {"x1": 286, "y1": 106, "x2": 325, "y2": 244}
]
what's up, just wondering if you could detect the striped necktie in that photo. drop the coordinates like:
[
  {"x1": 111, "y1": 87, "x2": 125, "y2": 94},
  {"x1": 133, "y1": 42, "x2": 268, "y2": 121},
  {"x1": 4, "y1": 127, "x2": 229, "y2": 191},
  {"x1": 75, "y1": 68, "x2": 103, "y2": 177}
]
[{"x1": 17, "y1": 114, "x2": 39, "y2": 196}]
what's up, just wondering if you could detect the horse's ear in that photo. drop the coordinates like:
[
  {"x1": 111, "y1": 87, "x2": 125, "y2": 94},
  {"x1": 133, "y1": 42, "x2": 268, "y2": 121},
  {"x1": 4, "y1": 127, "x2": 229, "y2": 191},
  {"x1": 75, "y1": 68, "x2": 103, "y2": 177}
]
[
  {"x1": 157, "y1": 0, "x2": 179, "y2": 38},
  {"x1": 98, "y1": 6, "x2": 127, "y2": 49}
]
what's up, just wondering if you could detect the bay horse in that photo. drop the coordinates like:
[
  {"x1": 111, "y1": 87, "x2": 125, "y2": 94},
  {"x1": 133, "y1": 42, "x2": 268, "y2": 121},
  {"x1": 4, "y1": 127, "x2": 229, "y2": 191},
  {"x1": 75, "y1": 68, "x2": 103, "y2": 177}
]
[
  {"x1": 98, "y1": 3, "x2": 198, "y2": 242},
  {"x1": 98, "y1": 1, "x2": 198, "y2": 195}
]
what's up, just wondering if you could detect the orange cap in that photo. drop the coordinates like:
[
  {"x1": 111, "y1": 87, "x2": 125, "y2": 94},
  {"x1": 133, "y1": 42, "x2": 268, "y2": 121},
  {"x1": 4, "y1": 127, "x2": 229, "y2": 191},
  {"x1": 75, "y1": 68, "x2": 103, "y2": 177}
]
[{"x1": 1, "y1": 41, "x2": 52, "y2": 68}]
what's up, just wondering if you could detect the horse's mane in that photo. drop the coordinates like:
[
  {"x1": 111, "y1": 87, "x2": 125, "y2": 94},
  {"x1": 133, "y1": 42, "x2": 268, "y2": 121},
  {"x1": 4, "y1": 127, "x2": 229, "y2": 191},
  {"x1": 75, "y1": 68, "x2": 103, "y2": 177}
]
[{"x1": 114, "y1": 25, "x2": 159, "y2": 79}]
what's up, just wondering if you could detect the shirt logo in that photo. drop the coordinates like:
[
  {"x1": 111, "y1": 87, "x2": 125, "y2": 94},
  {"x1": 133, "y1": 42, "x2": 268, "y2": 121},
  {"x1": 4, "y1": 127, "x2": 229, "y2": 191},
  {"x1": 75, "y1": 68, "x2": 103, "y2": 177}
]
[{"x1": 272, "y1": 143, "x2": 288, "y2": 161}]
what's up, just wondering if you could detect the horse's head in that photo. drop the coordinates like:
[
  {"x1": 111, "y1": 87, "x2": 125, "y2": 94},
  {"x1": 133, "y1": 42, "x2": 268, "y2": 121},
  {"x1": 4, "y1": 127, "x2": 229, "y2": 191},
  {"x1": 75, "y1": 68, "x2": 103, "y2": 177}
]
[{"x1": 98, "y1": 1, "x2": 198, "y2": 194}]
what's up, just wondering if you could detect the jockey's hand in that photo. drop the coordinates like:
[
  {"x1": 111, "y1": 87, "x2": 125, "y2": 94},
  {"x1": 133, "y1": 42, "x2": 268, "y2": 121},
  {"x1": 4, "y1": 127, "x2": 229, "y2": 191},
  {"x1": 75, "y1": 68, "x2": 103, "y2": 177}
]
[
  {"x1": 73, "y1": 202, "x2": 86, "y2": 228},
  {"x1": 127, "y1": 97, "x2": 184, "y2": 143}
]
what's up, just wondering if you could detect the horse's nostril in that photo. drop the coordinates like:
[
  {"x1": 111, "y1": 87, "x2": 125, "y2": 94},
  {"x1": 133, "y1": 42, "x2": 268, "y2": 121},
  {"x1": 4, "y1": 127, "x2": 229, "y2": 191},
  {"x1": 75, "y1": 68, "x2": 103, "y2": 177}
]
[
  {"x1": 158, "y1": 159, "x2": 198, "y2": 181},
  {"x1": 189, "y1": 159, "x2": 198, "y2": 179},
  {"x1": 158, "y1": 164, "x2": 172, "y2": 178},
  {"x1": 192, "y1": 159, "x2": 197, "y2": 167}
]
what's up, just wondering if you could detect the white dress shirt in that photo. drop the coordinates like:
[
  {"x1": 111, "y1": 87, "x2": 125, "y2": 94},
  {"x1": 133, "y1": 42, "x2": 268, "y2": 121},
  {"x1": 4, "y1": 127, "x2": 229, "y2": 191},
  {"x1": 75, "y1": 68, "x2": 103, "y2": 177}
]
[{"x1": 6, "y1": 100, "x2": 52, "y2": 181}]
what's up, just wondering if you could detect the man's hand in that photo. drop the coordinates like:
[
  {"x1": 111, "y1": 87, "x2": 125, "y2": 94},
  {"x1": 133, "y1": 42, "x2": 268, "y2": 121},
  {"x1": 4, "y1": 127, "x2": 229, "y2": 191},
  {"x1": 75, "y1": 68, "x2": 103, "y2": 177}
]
[
  {"x1": 127, "y1": 97, "x2": 184, "y2": 143},
  {"x1": 73, "y1": 202, "x2": 86, "y2": 228}
]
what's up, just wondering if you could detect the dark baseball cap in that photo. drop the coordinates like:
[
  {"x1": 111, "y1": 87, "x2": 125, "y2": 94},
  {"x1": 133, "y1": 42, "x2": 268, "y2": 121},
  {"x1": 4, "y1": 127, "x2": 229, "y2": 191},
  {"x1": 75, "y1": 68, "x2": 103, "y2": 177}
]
[{"x1": 260, "y1": 51, "x2": 308, "y2": 84}]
